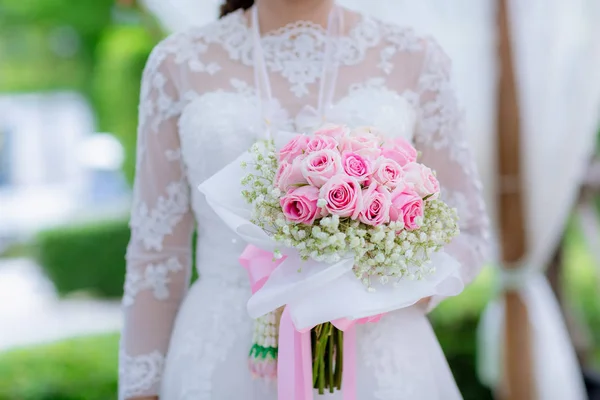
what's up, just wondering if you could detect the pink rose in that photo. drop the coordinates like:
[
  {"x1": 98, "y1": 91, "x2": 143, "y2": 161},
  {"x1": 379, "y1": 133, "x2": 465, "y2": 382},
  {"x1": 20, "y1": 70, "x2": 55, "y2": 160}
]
[
  {"x1": 279, "y1": 135, "x2": 309, "y2": 163},
  {"x1": 280, "y1": 185, "x2": 320, "y2": 225},
  {"x1": 381, "y1": 137, "x2": 418, "y2": 166},
  {"x1": 403, "y1": 163, "x2": 440, "y2": 199},
  {"x1": 338, "y1": 133, "x2": 381, "y2": 154},
  {"x1": 341, "y1": 152, "x2": 372, "y2": 183},
  {"x1": 372, "y1": 158, "x2": 404, "y2": 189},
  {"x1": 314, "y1": 124, "x2": 349, "y2": 138},
  {"x1": 300, "y1": 149, "x2": 342, "y2": 187},
  {"x1": 319, "y1": 174, "x2": 363, "y2": 219},
  {"x1": 389, "y1": 188, "x2": 424, "y2": 230},
  {"x1": 305, "y1": 135, "x2": 338, "y2": 153},
  {"x1": 274, "y1": 158, "x2": 307, "y2": 191},
  {"x1": 359, "y1": 183, "x2": 391, "y2": 226}
]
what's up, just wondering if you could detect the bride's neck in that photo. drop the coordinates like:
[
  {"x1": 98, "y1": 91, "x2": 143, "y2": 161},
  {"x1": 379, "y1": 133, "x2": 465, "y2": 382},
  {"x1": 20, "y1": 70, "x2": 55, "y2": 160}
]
[{"x1": 254, "y1": 0, "x2": 336, "y2": 32}]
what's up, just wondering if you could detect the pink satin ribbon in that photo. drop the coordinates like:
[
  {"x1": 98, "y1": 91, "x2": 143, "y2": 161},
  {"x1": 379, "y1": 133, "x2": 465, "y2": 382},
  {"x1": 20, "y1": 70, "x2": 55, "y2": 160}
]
[
  {"x1": 240, "y1": 245, "x2": 381, "y2": 400},
  {"x1": 239, "y1": 245, "x2": 285, "y2": 293}
]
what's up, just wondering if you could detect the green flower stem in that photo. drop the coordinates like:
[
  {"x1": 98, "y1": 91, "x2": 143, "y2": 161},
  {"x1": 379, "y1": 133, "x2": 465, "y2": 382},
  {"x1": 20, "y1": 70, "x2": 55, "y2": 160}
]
[
  {"x1": 312, "y1": 330, "x2": 321, "y2": 387},
  {"x1": 318, "y1": 342, "x2": 325, "y2": 394},
  {"x1": 312, "y1": 322, "x2": 331, "y2": 393},
  {"x1": 311, "y1": 322, "x2": 346, "y2": 395},
  {"x1": 327, "y1": 327, "x2": 334, "y2": 393},
  {"x1": 335, "y1": 329, "x2": 344, "y2": 390}
]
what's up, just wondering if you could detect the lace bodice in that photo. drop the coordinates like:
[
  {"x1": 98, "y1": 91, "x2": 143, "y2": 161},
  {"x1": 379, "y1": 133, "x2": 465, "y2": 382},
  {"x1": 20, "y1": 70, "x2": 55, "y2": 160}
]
[{"x1": 119, "y1": 9, "x2": 490, "y2": 399}]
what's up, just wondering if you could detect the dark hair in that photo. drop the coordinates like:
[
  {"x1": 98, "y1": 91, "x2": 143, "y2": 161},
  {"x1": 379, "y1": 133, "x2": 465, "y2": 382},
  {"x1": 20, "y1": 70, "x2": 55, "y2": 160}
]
[{"x1": 219, "y1": 0, "x2": 254, "y2": 18}]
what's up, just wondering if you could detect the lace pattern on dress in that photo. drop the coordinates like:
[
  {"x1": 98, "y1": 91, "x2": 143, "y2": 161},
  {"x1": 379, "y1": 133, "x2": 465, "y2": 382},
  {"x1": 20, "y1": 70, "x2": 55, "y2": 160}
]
[
  {"x1": 416, "y1": 38, "x2": 492, "y2": 270},
  {"x1": 119, "y1": 349, "x2": 165, "y2": 399},
  {"x1": 150, "y1": 11, "x2": 428, "y2": 99},
  {"x1": 415, "y1": 39, "x2": 470, "y2": 162},
  {"x1": 130, "y1": 179, "x2": 190, "y2": 252},
  {"x1": 123, "y1": 257, "x2": 184, "y2": 307},
  {"x1": 138, "y1": 48, "x2": 184, "y2": 134}
]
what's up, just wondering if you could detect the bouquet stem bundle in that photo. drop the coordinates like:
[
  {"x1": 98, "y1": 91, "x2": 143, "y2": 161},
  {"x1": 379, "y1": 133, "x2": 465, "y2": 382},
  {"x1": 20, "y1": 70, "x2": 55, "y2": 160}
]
[{"x1": 311, "y1": 323, "x2": 343, "y2": 394}]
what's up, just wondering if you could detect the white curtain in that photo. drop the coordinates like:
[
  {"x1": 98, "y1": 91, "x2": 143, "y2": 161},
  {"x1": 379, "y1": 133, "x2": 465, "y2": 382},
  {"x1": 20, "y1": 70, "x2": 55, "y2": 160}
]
[
  {"x1": 140, "y1": 0, "x2": 600, "y2": 397},
  {"x1": 479, "y1": 1, "x2": 600, "y2": 399}
]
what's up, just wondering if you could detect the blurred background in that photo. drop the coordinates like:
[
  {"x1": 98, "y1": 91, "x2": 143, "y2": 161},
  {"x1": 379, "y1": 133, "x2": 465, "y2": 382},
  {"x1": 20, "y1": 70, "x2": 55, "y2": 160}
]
[{"x1": 0, "y1": 1, "x2": 598, "y2": 399}]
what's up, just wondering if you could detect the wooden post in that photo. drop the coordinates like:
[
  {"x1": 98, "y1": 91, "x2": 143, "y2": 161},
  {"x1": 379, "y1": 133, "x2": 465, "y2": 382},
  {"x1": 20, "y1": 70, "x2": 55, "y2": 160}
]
[{"x1": 496, "y1": 0, "x2": 536, "y2": 399}]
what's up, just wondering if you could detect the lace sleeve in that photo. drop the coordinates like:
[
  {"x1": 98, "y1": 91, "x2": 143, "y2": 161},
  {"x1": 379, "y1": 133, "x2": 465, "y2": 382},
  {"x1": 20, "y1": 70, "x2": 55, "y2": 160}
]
[
  {"x1": 414, "y1": 39, "x2": 492, "y2": 311},
  {"x1": 119, "y1": 41, "x2": 194, "y2": 399}
]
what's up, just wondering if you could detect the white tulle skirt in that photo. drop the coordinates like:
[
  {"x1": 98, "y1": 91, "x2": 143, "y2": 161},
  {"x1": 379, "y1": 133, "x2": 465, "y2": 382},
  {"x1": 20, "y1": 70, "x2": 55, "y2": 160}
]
[{"x1": 160, "y1": 276, "x2": 463, "y2": 400}]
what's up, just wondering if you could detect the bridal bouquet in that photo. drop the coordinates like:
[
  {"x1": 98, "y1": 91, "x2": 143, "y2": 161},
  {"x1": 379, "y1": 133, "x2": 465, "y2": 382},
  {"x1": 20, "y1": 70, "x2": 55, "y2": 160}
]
[
  {"x1": 199, "y1": 124, "x2": 463, "y2": 398},
  {"x1": 242, "y1": 124, "x2": 458, "y2": 285}
]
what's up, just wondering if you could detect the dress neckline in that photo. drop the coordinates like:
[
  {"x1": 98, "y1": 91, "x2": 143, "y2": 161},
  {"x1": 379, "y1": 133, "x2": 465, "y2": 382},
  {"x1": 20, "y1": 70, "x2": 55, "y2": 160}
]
[
  {"x1": 250, "y1": 3, "x2": 343, "y2": 139},
  {"x1": 230, "y1": 7, "x2": 367, "y2": 41}
]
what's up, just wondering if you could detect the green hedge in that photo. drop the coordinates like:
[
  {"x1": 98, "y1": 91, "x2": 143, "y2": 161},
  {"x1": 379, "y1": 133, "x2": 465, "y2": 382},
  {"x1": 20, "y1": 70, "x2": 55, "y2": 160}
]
[
  {"x1": 0, "y1": 334, "x2": 118, "y2": 400},
  {"x1": 34, "y1": 220, "x2": 199, "y2": 298},
  {"x1": 34, "y1": 220, "x2": 130, "y2": 298}
]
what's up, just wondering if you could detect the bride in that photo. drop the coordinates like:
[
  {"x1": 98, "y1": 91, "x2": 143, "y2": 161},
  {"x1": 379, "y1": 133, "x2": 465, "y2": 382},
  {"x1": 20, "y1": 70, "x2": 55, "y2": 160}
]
[{"x1": 119, "y1": 0, "x2": 491, "y2": 399}]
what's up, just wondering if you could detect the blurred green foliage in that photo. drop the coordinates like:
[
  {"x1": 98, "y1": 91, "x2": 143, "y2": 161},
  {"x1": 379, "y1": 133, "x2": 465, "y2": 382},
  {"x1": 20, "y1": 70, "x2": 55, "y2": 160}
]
[
  {"x1": 34, "y1": 220, "x2": 130, "y2": 297},
  {"x1": 0, "y1": 0, "x2": 114, "y2": 94},
  {"x1": 93, "y1": 26, "x2": 154, "y2": 184},
  {"x1": 0, "y1": 334, "x2": 118, "y2": 400},
  {"x1": 564, "y1": 218, "x2": 600, "y2": 367},
  {"x1": 0, "y1": 0, "x2": 161, "y2": 185},
  {"x1": 33, "y1": 220, "x2": 199, "y2": 298}
]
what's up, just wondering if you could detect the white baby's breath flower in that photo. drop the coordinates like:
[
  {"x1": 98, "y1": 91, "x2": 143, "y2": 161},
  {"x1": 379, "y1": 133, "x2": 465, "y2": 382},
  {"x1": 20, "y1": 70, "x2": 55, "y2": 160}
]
[
  {"x1": 317, "y1": 198, "x2": 327, "y2": 208},
  {"x1": 372, "y1": 231, "x2": 385, "y2": 243},
  {"x1": 275, "y1": 218, "x2": 286, "y2": 227}
]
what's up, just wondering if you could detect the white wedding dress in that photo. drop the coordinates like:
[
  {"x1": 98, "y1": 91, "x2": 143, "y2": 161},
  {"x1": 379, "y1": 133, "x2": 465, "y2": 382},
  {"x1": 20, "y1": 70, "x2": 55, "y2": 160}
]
[{"x1": 119, "y1": 7, "x2": 491, "y2": 400}]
